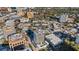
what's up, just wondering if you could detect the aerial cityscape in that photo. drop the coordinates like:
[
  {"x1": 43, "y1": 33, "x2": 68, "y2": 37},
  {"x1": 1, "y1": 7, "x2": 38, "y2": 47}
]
[{"x1": 0, "y1": 7, "x2": 79, "y2": 51}]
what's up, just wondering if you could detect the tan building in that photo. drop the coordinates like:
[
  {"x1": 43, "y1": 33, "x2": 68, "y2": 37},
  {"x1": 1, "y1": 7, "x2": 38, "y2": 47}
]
[
  {"x1": 7, "y1": 7, "x2": 13, "y2": 12},
  {"x1": 3, "y1": 26, "x2": 16, "y2": 40},
  {"x1": 5, "y1": 20, "x2": 15, "y2": 26},
  {"x1": 67, "y1": 18, "x2": 75, "y2": 23},
  {"x1": 0, "y1": 28, "x2": 5, "y2": 44},
  {"x1": 17, "y1": 8, "x2": 25, "y2": 16},
  {"x1": 0, "y1": 18, "x2": 4, "y2": 27},
  {"x1": 27, "y1": 12, "x2": 34, "y2": 19},
  {"x1": 8, "y1": 33, "x2": 30, "y2": 51},
  {"x1": 17, "y1": 23, "x2": 31, "y2": 31},
  {"x1": 0, "y1": 7, "x2": 10, "y2": 14},
  {"x1": 17, "y1": 11, "x2": 25, "y2": 16}
]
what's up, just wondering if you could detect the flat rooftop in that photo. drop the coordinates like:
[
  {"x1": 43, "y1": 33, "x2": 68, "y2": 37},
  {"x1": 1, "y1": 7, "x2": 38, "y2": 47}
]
[{"x1": 46, "y1": 34, "x2": 62, "y2": 45}]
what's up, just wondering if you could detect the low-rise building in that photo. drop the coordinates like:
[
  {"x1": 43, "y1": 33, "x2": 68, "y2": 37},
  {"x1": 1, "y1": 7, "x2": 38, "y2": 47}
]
[
  {"x1": 75, "y1": 34, "x2": 79, "y2": 44},
  {"x1": 3, "y1": 26, "x2": 16, "y2": 40},
  {"x1": 8, "y1": 33, "x2": 31, "y2": 51},
  {"x1": 0, "y1": 28, "x2": 5, "y2": 44},
  {"x1": 67, "y1": 18, "x2": 75, "y2": 23},
  {"x1": 45, "y1": 34, "x2": 62, "y2": 47},
  {"x1": 59, "y1": 14, "x2": 68, "y2": 23}
]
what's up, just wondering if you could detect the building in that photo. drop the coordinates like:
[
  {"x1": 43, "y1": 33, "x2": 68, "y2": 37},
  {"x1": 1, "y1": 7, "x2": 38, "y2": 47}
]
[
  {"x1": 0, "y1": 17, "x2": 4, "y2": 27},
  {"x1": 3, "y1": 26, "x2": 16, "y2": 40},
  {"x1": 0, "y1": 28, "x2": 5, "y2": 44},
  {"x1": 34, "y1": 29, "x2": 45, "y2": 45},
  {"x1": 27, "y1": 12, "x2": 34, "y2": 19},
  {"x1": 59, "y1": 14, "x2": 68, "y2": 23},
  {"x1": 33, "y1": 29, "x2": 49, "y2": 50},
  {"x1": 67, "y1": 17, "x2": 75, "y2": 23},
  {"x1": 17, "y1": 22, "x2": 32, "y2": 31},
  {"x1": 45, "y1": 34, "x2": 62, "y2": 47},
  {"x1": 5, "y1": 20, "x2": 15, "y2": 26},
  {"x1": 75, "y1": 34, "x2": 79, "y2": 44},
  {"x1": 25, "y1": 28, "x2": 48, "y2": 51},
  {"x1": 8, "y1": 33, "x2": 31, "y2": 51},
  {"x1": 35, "y1": 41, "x2": 49, "y2": 51},
  {"x1": 0, "y1": 7, "x2": 9, "y2": 13},
  {"x1": 9, "y1": 15, "x2": 21, "y2": 20},
  {"x1": 17, "y1": 7, "x2": 25, "y2": 16},
  {"x1": 7, "y1": 8, "x2": 13, "y2": 12},
  {"x1": 53, "y1": 21, "x2": 62, "y2": 31},
  {"x1": 20, "y1": 18, "x2": 29, "y2": 23},
  {"x1": 27, "y1": 8, "x2": 34, "y2": 19}
]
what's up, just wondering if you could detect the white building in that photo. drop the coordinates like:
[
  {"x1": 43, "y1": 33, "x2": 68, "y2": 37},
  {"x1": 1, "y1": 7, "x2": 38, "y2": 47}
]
[
  {"x1": 45, "y1": 34, "x2": 62, "y2": 46},
  {"x1": 5, "y1": 20, "x2": 15, "y2": 26},
  {"x1": 34, "y1": 29, "x2": 45, "y2": 45},
  {"x1": 60, "y1": 14, "x2": 68, "y2": 22}
]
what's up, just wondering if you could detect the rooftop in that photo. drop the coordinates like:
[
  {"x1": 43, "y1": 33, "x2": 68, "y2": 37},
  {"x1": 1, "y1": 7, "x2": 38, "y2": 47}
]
[{"x1": 46, "y1": 34, "x2": 62, "y2": 45}]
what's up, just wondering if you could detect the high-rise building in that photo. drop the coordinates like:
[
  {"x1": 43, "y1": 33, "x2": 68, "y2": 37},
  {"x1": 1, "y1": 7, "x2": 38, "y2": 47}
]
[
  {"x1": 27, "y1": 12, "x2": 34, "y2": 19},
  {"x1": 34, "y1": 29, "x2": 45, "y2": 46}
]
